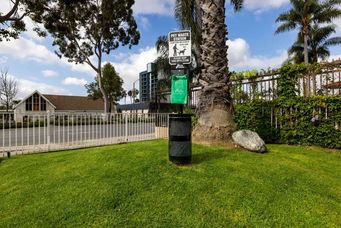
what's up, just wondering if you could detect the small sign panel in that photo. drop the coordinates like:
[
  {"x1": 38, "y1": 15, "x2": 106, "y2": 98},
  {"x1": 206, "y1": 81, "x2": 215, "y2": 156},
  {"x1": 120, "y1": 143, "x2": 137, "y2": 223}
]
[
  {"x1": 171, "y1": 74, "x2": 188, "y2": 104},
  {"x1": 168, "y1": 30, "x2": 191, "y2": 65}
]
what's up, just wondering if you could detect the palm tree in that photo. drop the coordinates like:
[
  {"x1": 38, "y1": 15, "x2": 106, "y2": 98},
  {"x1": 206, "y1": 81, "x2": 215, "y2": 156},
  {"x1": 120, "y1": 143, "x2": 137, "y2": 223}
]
[
  {"x1": 275, "y1": 0, "x2": 341, "y2": 64},
  {"x1": 122, "y1": 90, "x2": 127, "y2": 104},
  {"x1": 192, "y1": 0, "x2": 243, "y2": 142},
  {"x1": 155, "y1": 35, "x2": 171, "y2": 79},
  {"x1": 175, "y1": 0, "x2": 202, "y2": 74},
  {"x1": 289, "y1": 24, "x2": 341, "y2": 63},
  {"x1": 127, "y1": 90, "x2": 133, "y2": 103}
]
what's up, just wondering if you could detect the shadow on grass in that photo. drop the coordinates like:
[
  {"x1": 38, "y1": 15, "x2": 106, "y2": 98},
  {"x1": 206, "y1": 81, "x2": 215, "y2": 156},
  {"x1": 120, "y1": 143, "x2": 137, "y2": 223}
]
[{"x1": 191, "y1": 149, "x2": 230, "y2": 165}]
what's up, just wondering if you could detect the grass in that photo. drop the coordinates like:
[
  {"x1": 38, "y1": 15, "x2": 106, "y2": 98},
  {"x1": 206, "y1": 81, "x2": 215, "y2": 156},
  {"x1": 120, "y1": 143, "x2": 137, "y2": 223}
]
[{"x1": 0, "y1": 140, "x2": 340, "y2": 227}]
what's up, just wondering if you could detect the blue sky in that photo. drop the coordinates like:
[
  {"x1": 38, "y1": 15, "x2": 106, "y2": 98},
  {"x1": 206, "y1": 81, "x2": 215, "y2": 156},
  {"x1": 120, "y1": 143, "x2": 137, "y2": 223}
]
[{"x1": 0, "y1": 0, "x2": 340, "y2": 100}]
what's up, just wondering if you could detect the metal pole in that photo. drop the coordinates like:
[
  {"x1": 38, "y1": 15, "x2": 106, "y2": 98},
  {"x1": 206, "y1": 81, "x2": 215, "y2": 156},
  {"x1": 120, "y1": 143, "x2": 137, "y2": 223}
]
[
  {"x1": 47, "y1": 111, "x2": 51, "y2": 151},
  {"x1": 125, "y1": 114, "x2": 128, "y2": 142}
]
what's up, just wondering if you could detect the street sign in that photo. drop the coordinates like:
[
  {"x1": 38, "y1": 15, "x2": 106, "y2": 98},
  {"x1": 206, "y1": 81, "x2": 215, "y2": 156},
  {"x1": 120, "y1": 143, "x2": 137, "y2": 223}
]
[
  {"x1": 171, "y1": 74, "x2": 188, "y2": 104},
  {"x1": 168, "y1": 30, "x2": 191, "y2": 65}
]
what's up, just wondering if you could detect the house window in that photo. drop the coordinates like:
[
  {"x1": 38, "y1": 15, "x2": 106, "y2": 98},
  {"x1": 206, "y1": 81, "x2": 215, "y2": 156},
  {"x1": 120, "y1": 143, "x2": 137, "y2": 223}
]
[
  {"x1": 33, "y1": 93, "x2": 40, "y2": 111},
  {"x1": 40, "y1": 97, "x2": 46, "y2": 111},
  {"x1": 26, "y1": 97, "x2": 32, "y2": 111}
]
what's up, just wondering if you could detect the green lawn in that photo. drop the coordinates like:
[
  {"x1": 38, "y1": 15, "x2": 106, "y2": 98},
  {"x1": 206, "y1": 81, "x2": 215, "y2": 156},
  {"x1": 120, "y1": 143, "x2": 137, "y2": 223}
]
[{"x1": 0, "y1": 140, "x2": 340, "y2": 227}]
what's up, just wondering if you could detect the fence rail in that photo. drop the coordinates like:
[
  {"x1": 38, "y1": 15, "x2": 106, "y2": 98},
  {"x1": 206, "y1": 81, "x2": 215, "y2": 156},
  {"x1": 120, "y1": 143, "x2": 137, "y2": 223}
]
[
  {"x1": 0, "y1": 113, "x2": 169, "y2": 157},
  {"x1": 231, "y1": 67, "x2": 341, "y2": 104}
]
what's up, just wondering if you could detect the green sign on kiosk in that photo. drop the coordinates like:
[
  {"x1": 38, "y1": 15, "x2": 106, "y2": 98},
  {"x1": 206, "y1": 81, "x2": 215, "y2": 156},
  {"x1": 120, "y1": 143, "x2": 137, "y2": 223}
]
[{"x1": 171, "y1": 74, "x2": 188, "y2": 104}]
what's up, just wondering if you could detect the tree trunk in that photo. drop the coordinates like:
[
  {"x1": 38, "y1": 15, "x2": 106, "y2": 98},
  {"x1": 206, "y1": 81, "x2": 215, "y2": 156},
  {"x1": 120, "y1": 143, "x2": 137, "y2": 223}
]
[
  {"x1": 97, "y1": 72, "x2": 110, "y2": 113},
  {"x1": 193, "y1": 0, "x2": 234, "y2": 142},
  {"x1": 303, "y1": 32, "x2": 309, "y2": 64},
  {"x1": 96, "y1": 43, "x2": 110, "y2": 113},
  {"x1": 302, "y1": 28, "x2": 309, "y2": 96}
]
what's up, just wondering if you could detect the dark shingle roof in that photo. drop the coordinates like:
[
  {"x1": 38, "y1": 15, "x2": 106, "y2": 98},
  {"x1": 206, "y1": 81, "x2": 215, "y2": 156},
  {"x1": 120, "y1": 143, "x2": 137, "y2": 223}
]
[
  {"x1": 43, "y1": 94, "x2": 104, "y2": 111},
  {"x1": 117, "y1": 103, "x2": 151, "y2": 111}
]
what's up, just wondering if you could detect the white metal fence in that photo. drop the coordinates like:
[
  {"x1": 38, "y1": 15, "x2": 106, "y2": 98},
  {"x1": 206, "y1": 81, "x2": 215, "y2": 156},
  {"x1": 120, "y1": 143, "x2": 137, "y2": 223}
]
[{"x1": 0, "y1": 112, "x2": 169, "y2": 157}]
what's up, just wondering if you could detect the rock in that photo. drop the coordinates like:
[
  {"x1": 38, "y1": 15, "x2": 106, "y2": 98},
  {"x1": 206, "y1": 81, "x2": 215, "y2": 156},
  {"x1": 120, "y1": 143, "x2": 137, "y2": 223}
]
[{"x1": 232, "y1": 130, "x2": 267, "y2": 153}]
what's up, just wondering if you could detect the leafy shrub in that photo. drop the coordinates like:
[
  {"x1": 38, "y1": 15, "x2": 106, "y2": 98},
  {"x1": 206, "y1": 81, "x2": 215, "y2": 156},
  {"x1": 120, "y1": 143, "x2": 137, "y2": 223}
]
[
  {"x1": 184, "y1": 108, "x2": 198, "y2": 128},
  {"x1": 234, "y1": 95, "x2": 341, "y2": 148}
]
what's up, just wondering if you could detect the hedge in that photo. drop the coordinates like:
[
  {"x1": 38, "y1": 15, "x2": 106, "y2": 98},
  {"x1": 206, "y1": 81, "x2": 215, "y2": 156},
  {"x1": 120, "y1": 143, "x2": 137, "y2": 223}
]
[{"x1": 234, "y1": 95, "x2": 341, "y2": 149}]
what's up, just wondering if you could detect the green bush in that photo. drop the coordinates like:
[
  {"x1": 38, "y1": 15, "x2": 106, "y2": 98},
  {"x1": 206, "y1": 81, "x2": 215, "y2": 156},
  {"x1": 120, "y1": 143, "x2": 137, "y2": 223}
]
[
  {"x1": 234, "y1": 96, "x2": 341, "y2": 149},
  {"x1": 234, "y1": 100, "x2": 279, "y2": 143},
  {"x1": 184, "y1": 108, "x2": 198, "y2": 128}
]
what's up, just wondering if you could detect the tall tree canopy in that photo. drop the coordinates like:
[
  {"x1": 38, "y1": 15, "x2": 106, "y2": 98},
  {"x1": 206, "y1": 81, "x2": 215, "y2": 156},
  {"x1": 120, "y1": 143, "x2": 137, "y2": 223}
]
[
  {"x1": 85, "y1": 63, "x2": 125, "y2": 112},
  {"x1": 0, "y1": 0, "x2": 48, "y2": 41},
  {"x1": 32, "y1": 0, "x2": 140, "y2": 113},
  {"x1": 289, "y1": 24, "x2": 341, "y2": 63},
  {"x1": 275, "y1": 0, "x2": 341, "y2": 64}
]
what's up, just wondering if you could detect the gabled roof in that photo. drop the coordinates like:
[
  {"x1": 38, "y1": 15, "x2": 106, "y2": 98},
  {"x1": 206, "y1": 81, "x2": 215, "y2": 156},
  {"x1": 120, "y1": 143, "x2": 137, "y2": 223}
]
[
  {"x1": 14, "y1": 90, "x2": 56, "y2": 109},
  {"x1": 14, "y1": 91, "x2": 106, "y2": 111},
  {"x1": 43, "y1": 94, "x2": 105, "y2": 111}
]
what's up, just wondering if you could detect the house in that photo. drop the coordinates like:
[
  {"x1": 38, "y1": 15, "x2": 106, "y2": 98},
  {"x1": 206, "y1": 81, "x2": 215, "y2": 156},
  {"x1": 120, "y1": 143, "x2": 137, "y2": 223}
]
[{"x1": 14, "y1": 91, "x2": 113, "y2": 122}]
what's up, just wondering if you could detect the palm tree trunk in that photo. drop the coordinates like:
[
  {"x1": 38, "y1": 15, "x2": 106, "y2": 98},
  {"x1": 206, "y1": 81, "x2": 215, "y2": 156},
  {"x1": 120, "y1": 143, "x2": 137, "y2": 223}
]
[
  {"x1": 303, "y1": 32, "x2": 309, "y2": 64},
  {"x1": 193, "y1": 0, "x2": 234, "y2": 142},
  {"x1": 302, "y1": 29, "x2": 309, "y2": 96}
]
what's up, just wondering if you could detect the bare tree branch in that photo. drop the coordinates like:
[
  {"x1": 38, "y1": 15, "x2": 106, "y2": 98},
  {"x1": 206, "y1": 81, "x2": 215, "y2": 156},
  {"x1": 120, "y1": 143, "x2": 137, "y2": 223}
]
[{"x1": 0, "y1": 69, "x2": 18, "y2": 112}]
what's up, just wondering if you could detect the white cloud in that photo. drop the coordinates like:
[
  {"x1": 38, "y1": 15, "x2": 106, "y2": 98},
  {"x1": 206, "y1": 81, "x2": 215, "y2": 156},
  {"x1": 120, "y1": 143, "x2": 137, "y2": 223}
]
[
  {"x1": 0, "y1": 1, "x2": 12, "y2": 13},
  {"x1": 42, "y1": 70, "x2": 58, "y2": 78},
  {"x1": 62, "y1": 77, "x2": 88, "y2": 86},
  {"x1": 0, "y1": 36, "x2": 94, "y2": 77},
  {"x1": 21, "y1": 17, "x2": 46, "y2": 42},
  {"x1": 133, "y1": 0, "x2": 175, "y2": 16},
  {"x1": 137, "y1": 16, "x2": 151, "y2": 30},
  {"x1": 243, "y1": 0, "x2": 289, "y2": 12},
  {"x1": 227, "y1": 38, "x2": 288, "y2": 70},
  {"x1": 16, "y1": 78, "x2": 70, "y2": 99},
  {"x1": 132, "y1": 0, "x2": 289, "y2": 16},
  {"x1": 0, "y1": 38, "x2": 58, "y2": 63},
  {"x1": 111, "y1": 47, "x2": 157, "y2": 90}
]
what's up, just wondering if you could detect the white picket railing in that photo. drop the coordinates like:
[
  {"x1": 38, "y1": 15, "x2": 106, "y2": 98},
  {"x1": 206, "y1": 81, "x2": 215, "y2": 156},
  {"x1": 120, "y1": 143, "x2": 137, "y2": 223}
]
[{"x1": 0, "y1": 112, "x2": 169, "y2": 157}]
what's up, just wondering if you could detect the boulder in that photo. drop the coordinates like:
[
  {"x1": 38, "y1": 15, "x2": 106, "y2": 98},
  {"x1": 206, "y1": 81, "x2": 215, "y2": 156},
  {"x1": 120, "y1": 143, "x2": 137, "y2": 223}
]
[{"x1": 232, "y1": 130, "x2": 267, "y2": 153}]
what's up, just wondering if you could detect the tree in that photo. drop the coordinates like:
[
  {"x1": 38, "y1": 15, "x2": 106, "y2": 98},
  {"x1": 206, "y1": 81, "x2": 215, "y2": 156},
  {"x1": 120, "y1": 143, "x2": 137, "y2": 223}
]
[
  {"x1": 122, "y1": 90, "x2": 127, "y2": 104},
  {"x1": 127, "y1": 88, "x2": 139, "y2": 103},
  {"x1": 289, "y1": 24, "x2": 341, "y2": 63},
  {"x1": 174, "y1": 0, "x2": 202, "y2": 76},
  {"x1": 0, "y1": 0, "x2": 49, "y2": 41},
  {"x1": 0, "y1": 69, "x2": 18, "y2": 112},
  {"x1": 0, "y1": 0, "x2": 26, "y2": 41},
  {"x1": 155, "y1": 35, "x2": 171, "y2": 80},
  {"x1": 85, "y1": 63, "x2": 125, "y2": 112},
  {"x1": 275, "y1": 0, "x2": 341, "y2": 64},
  {"x1": 190, "y1": 0, "x2": 243, "y2": 142},
  {"x1": 33, "y1": 0, "x2": 140, "y2": 113}
]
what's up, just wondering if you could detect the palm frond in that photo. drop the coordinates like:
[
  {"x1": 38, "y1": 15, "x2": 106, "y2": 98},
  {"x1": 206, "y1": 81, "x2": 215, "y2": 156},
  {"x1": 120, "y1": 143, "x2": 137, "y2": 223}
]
[
  {"x1": 275, "y1": 21, "x2": 297, "y2": 34},
  {"x1": 155, "y1": 35, "x2": 168, "y2": 58},
  {"x1": 230, "y1": 0, "x2": 244, "y2": 11},
  {"x1": 324, "y1": 36, "x2": 341, "y2": 46}
]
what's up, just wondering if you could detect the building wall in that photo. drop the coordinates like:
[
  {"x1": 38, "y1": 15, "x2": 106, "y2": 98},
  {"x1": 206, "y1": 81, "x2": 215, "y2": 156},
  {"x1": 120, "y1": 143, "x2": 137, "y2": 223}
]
[
  {"x1": 139, "y1": 63, "x2": 157, "y2": 102},
  {"x1": 14, "y1": 101, "x2": 55, "y2": 122}
]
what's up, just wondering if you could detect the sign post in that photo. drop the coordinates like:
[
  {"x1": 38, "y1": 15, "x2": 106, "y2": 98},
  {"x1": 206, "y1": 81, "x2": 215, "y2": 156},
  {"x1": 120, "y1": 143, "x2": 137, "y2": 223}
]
[
  {"x1": 168, "y1": 30, "x2": 191, "y2": 65},
  {"x1": 168, "y1": 30, "x2": 192, "y2": 165},
  {"x1": 168, "y1": 30, "x2": 191, "y2": 112}
]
